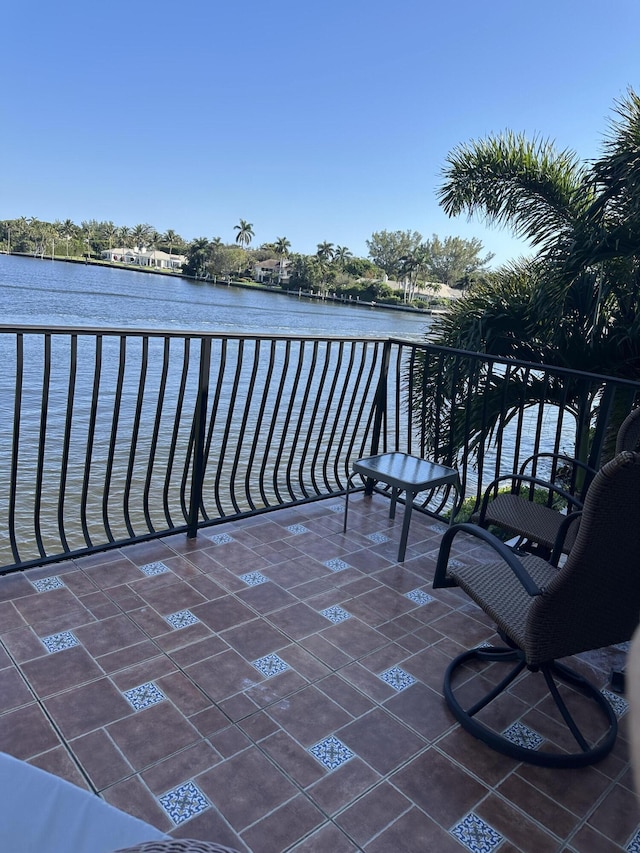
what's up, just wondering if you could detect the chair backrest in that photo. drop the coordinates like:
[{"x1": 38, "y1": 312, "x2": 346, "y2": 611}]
[
  {"x1": 526, "y1": 451, "x2": 640, "y2": 664},
  {"x1": 616, "y1": 406, "x2": 640, "y2": 454}
]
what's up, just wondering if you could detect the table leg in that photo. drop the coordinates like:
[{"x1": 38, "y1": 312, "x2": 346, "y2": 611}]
[
  {"x1": 389, "y1": 487, "x2": 398, "y2": 520},
  {"x1": 343, "y1": 474, "x2": 354, "y2": 533},
  {"x1": 398, "y1": 490, "x2": 414, "y2": 562}
]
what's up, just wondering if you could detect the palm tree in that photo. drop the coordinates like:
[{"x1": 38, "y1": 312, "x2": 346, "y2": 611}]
[
  {"x1": 316, "y1": 241, "x2": 334, "y2": 262},
  {"x1": 162, "y1": 229, "x2": 181, "y2": 267},
  {"x1": 398, "y1": 244, "x2": 429, "y2": 303},
  {"x1": 274, "y1": 236, "x2": 291, "y2": 284},
  {"x1": 333, "y1": 245, "x2": 352, "y2": 269},
  {"x1": 424, "y1": 87, "x2": 640, "y2": 461},
  {"x1": 131, "y1": 223, "x2": 152, "y2": 250},
  {"x1": 61, "y1": 219, "x2": 76, "y2": 257},
  {"x1": 234, "y1": 219, "x2": 254, "y2": 249},
  {"x1": 101, "y1": 221, "x2": 118, "y2": 250}
]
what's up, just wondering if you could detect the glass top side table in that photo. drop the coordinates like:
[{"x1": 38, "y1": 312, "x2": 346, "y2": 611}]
[{"x1": 343, "y1": 452, "x2": 461, "y2": 562}]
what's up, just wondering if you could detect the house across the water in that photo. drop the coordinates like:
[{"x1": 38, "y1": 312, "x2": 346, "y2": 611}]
[{"x1": 101, "y1": 246, "x2": 186, "y2": 271}]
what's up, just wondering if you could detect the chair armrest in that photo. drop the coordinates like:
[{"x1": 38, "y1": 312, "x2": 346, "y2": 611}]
[
  {"x1": 550, "y1": 510, "x2": 582, "y2": 565},
  {"x1": 433, "y1": 522, "x2": 543, "y2": 596},
  {"x1": 477, "y1": 473, "x2": 584, "y2": 524},
  {"x1": 518, "y1": 451, "x2": 598, "y2": 480}
]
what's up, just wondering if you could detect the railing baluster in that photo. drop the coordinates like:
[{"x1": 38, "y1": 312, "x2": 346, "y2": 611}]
[{"x1": 187, "y1": 336, "x2": 211, "y2": 538}]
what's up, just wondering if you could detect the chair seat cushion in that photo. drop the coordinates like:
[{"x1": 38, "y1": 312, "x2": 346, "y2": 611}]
[
  {"x1": 449, "y1": 552, "x2": 558, "y2": 656},
  {"x1": 481, "y1": 493, "x2": 578, "y2": 553}
]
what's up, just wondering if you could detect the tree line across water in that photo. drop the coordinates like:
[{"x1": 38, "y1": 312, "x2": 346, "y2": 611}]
[{"x1": 0, "y1": 216, "x2": 494, "y2": 308}]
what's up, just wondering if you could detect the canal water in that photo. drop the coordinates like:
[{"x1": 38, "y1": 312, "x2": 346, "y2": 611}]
[
  {"x1": 0, "y1": 254, "x2": 433, "y2": 567},
  {"x1": 0, "y1": 254, "x2": 431, "y2": 340}
]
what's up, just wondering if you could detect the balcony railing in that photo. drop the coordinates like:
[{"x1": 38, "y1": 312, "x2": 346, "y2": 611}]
[{"x1": 1, "y1": 325, "x2": 639, "y2": 574}]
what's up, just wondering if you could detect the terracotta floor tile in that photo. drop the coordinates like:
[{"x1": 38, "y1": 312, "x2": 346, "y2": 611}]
[
  {"x1": 338, "y1": 707, "x2": 426, "y2": 775},
  {"x1": 96, "y1": 639, "x2": 161, "y2": 673},
  {"x1": 141, "y1": 740, "x2": 221, "y2": 794},
  {"x1": 107, "y1": 701, "x2": 201, "y2": 770},
  {"x1": 0, "y1": 664, "x2": 35, "y2": 711},
  {"x1": 44, "y1": 677, "x2": 133, "y2": 739},
  {"x1": 307, "y1": 756, "x2": 380, "y2": 814},
  {"x1": 267, "y1": 685, "x2": 352, "y2": 746},
  {"x1": 220, "y1": 618, "x2": 290, "y2": 660},
  {"x1": 156, "y1": 670, "x2": 213, "y2": 716},
  {"x1": 0, "y1": 703, "x2": 61, "y2": 759},
  {"x1": 21, "y1": 645, "x2": 104, "y2": 697},
  {"x1": 289, "y1": 822, "x2": 359, "y2": 852},
  {"x1": 82, "y1": 558, "x2": 143, "y2": 588},
  {"x1": 186, "y1": 650, "x2": 262, "y2": 702},
  {"x1": 1, "y1": 625, "x2": 61, "y2": 663},
  {"x1": 244, "y1": 667, "x2": 308, "y2": 709},
  {"x1": 70, "y1": 728, "x2": 134, "y2": 790},
  {"x1": 197, "y1": 746, "x2": 298, "y2": 832},
  {"x1": 476, "y1": 792, "x2": 562, "y2": 852},
  {"x1": 334, "y1": 781, "x2": 412, "y2": 846},
  {"x1": 209, "y1": 725, "x2": 252, "y2": 758},
  {"x1": 586, "y1": 783, "x2": 640, "y2": 846},
  {"x1": 28, "y1": 745, "x2": 92, "y2": 790},
  {"x1": 192, "y1": 595, "x2": 256, "y2": 632},
  {"x1": 391, "y1": 748, "x2": 488, "y2": 828},
  {"x1": 235, "y1": 581, "x2": 298, "y2": 614},
  {"x1": 319, "y1": 618, "x2": 388, "y2": 659},
  {"x1": 101, "y1": 774, "x2": 173, "y2": 832},
  {"x1": 316, "y1": 673, "x2": 375, "y2": 717},
  {"x1": 241, "y1": 793, "x2": 325, "y2": 853},
  {"x1": 365, "y1": 807, "x2": 464, "y2": 853},
  {"x1": 383, "y1": 681, "x2": 455, "y2": 741},
  {"x1": 260, "y1": 730, "x2": 326, "y2": 787},
  {"x1": 75, "y1": 613, "x2": 150, "y2": 657},
  {"x1": 134, "y1": 577, "x2": 208, "y2": 615},
  {"x1": 168, "y1": 634, "x2": 228, "y2": 668},
  {"x1": 268, "y1": 602, "x2": 333, "y2": 640}
]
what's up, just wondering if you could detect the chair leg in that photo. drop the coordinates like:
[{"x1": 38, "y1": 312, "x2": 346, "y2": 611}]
[{"x1": 444, "y1": 647, "x2": 618, "y2": 768}]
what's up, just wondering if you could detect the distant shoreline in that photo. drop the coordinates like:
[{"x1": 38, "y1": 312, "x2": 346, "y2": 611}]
[{"x1": 0, "y1": 251, "x2": 442, "y2": 317}]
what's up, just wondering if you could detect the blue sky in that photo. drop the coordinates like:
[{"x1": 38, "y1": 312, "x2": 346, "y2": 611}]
[{"x1": 2, "y1": 0, "x2": 639, "y2": 266}]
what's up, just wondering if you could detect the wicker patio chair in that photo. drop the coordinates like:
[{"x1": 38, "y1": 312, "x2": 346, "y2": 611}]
[
  {"x1": 433, "y1": 450, "x2": 640, "y2": 768},
  {"x1": 114, "y1": 840, "x2": 240, "y2": 852},
  {"x1": 474, "y1": 405, "x2": 640, "y2": 556}
]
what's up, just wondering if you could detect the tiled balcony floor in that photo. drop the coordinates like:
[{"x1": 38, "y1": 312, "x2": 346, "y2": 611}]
[{"x1": 0, "y1": 493, "x2": 637, "y2": 852}]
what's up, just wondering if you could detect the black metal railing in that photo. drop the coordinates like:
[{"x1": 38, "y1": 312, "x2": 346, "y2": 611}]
[{"x1": 1, "y1": 325, "x2": 638, "y2": 573}]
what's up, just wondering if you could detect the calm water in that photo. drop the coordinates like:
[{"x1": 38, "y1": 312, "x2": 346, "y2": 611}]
[{"x1": 0, "y1": 254, "x2": 430, "y2": 340}]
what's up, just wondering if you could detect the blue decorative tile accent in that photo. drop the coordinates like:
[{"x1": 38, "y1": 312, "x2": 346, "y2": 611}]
[
  {"x1": 448, "y1": 558, "x2": 466, "y2": 569},
  {"x1": 41, "y1": 631, "x2": 80, "y2": 653},
  {"x1": 366, "y1": 531, "x2": 390, "y2": 544},
  {"x1": 323, "y1": 558, "x2": 350, "y2": 573},
  {"x1": 124, "y1": 681, "x2": 166, "y2": 711},
  {"x1": 309, "y1": 735, "x2": 354, "y2": 771},
  {"x1": 286, "y1": 524, "x2": 309, "y2": 535},
  {"x1": 379, "y1": 666, "x2": 417, "y2": 692},
  {"x1": 626, "y1": 827, "x2": 640, "y2": 852},
  {"x1": 252, "y1": 653, "x2": 291, "y2": 678},
  {"x1": 405, "y1": 588, "x2": 434, "y2": 605},
  {"x1": 31, "y1": 576, "x2": 65, "y2": 592},
  {"x1": 159, "y1": 781, "x2": 210, "y2": 825},
  {"x1": 209, "y1": 532, "x2": 234, "y2": 545},
  {"x1": 328, "y1": 503, "x2": 344, "y2": 513},
  {"x1": 602, "y1": 688, "x2": 629, "y2": 717},
  {"x1": 451, "y1": 813, "x2": 503, "y2": 852},
  {"x1": 614, "y1": 640, "x2": 631, "y2": 653},
  {"x1": 165, "y1": 610, "x2": 200, "y2": 630},
  {"x1": 320, "y1": 605, "x2": 352, "y2": 624},
  {"x1": 140, "y1": 561, "x2": 170, "y2": 576},
  {"x1": 429, "y1": 523, "x2": 448, "y2": 534},
  {"x1": 239, "y1": 571, "x2": 269, "y2": 586},
  {"x1": 503, "y1": 721, "x2": 544, "y2": 750}
]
